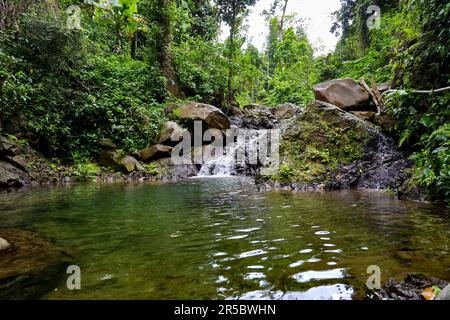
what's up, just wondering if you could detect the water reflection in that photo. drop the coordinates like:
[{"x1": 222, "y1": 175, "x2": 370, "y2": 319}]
[{"x1": 0, "y1": 178, "x2": 449, "y2": 299}]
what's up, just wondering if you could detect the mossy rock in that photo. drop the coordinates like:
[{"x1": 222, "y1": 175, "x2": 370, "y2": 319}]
[{"x1": 273, "y1": 102, "x2": 372, "y2": 184}]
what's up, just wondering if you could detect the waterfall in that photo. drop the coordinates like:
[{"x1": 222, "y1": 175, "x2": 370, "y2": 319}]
[{"x1": 197, "y1": 130, "x2": 269, "y2": 177}]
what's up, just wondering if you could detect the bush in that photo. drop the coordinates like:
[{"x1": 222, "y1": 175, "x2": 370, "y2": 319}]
[{"x1": 1, "y1": 6, "x2": 167, "y2": 161}]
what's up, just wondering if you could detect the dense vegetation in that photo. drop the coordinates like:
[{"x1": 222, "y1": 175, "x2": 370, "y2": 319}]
[{"x1": 0, "y1": 0, "x2": 448, "y2": 202}]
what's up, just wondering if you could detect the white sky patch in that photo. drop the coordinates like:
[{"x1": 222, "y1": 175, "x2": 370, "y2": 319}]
[{"x1": 220, "y1": 0, "x2": 341, "y2": 55}]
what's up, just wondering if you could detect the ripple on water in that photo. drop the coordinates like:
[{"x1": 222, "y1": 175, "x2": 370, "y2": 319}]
[
  {"x1": 289, "y1": 260, "x2": 305, "y2": 268},
  {"x1": 292, "y1": 268, "x2": 347, "y2": 283},
  {"x1": 213, "y1": 252, "x2": 227, "y2": 257},
  {"x1": 232, "y1": 284, "x2": 353, "y2": 300},
  {"x1": 238, "y1": 249, "x2": 268, "y2": 259},
  {"x1": 226, "y1": 235, "x2": 248, "y2": 240},
  {"x1": 243, "y1": 272, "x2": 266, "y2": 280},
  {"x1": 235, "y1": 227, "x2": 260, "y2": 233},
  {"x1": 315, "y1": 231, "x2": 331, "y2": 235},
  {"x1": 325, "y1": 249, "x2": 343, "y2": 253},
  {"x1": 247, "y1": 265, "x2": 265, "y2": 269}
]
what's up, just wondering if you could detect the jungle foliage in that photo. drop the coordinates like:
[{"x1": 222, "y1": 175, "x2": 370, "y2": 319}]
[{"x1": 0, "y1": 0, "x2": 448, "y2": 202}]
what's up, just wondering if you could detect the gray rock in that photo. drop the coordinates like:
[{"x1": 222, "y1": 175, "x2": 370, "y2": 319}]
[
  {"x1": 314, "y1": 78, "x2": 370, "y2": 109},
  {"x1": 270, "y1": 103, "x2": 302, "y2": 120},
  {"x1": 0, "y1": 237, "x2": 11, "y2": 251},
  {"x1": 157, "y1": 121, "x2": 186, "y2": 146},
  {"x1": 437, "y1": 284, "x2": 450, "y2": 300},
  {"x1": 153, "y1": 157, "x2": 198, "y2": 180},
  {"x1": 350, "y1": 111, "x2": 376, "y2": 122},
  {"x1": 171, "y1": 101, "x2": 230, "y2": 130},
  {"x1": 0, "y1": 160, "x2": 29, "y2": 188},
  {"x1": 240, "y1": 104, "x2": 278, "y2": 129},
  {"x1": 140, "y1": 144, "x2": 173, "y2": 162},
  {"x1": 121, "y1": 156, "x2": 145, "y2": 173}
]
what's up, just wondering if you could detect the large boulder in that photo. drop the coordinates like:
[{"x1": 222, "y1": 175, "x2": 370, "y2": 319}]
[
  {"x1": 0, "y1": 229, "x2": 70, "y2": 299},
  {"x1": 0, "y1": 135, "x2": 21, "y2": 157},
  {"x1": 270, "y1": 103, "x2": 303, "y2": 120},
  {"x1": 350, "y1": 111, "x2": 376, "y2": 122},
  {"x1": 157, "y1": 121, "x2": 186, "y2": 146},
  {"x1": 152, "y1": 157, "x2": 198, "y2": 180},
  {"x1": 313, "y1": 78, "x2": 370, "y2": 109},
  {"x1": 121, "y1": 156, "x2": 145, "y2": 173},
  {"x1": 140, "y1": 144, "x2": 173, "y2": 162},
  {"x1": 0, "y1": 160, "x2": 29, "y2": 188},
  {"x1": 97, "y1": 150, "x2": 144, "y2": 173},
  {"x1": 240, "y1": 104, "x2": 279, "y2": 129},
  {"x1": 257, "y1": 100, "x2": 409, "y2": 192},
  {"x1": 171, "y1": 102, "x2": 230, "y2": 130},
  {"x1": 0, "y1": 134, "x2": 66, "y2": 189}
]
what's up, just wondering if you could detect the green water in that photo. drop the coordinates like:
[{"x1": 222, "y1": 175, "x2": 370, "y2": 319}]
[{"x1": 1, "y1": 177, "x2": 449, "y2": 299}]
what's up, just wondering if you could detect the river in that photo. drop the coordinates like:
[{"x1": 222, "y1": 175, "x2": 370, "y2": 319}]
[{"x1": 0, "y1": 177, "x2": 449, "y2": 299}]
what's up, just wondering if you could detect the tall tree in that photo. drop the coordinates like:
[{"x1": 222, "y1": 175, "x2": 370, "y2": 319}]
[
  {"x1": 155, "y1": 0, "x2": 183, "y2": 98},
  {"x1": 217, "y1": 0, "x2": 257, "y2": 105}
]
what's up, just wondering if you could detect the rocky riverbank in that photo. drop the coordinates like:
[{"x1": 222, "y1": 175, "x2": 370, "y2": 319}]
[{"x1": 0, "y1": 78, "x2": 424, "y2": 201}]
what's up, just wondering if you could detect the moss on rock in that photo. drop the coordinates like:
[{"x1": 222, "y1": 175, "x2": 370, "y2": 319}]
[{"x1": 272, "y1": 103, "x2": 371, "y2": 184}]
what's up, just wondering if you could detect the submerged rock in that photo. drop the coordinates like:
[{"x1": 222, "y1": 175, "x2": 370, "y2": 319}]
[
  {"x1": 0, "y1": 229, "x2": 70, "y2": 299},
  {"x1": 314, "y1": 78, "x2": 370, "y2": 110}
]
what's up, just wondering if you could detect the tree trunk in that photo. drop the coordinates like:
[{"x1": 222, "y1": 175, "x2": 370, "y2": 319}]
[
  {"x1": 226, "y1": 3, "x2": 238, "y2": 106},
  {"x1": 279, "y1": 0, "x2": 288, "y2": 40},
  {"x1": 130, "y1": 32, "x2": 137, "y2": 59},
  {"x1": 227, "y1": 22, "x2": 235, "y2": 105},
  {"x1": 158, "y1": 0, "x2": 183, "y2": 98},
  {"x1": 358, "y1": 6, "x2": 369, "y2": 50},
  {"x1": 114, "y1": 17, "x2": 122, "y2": 54}
]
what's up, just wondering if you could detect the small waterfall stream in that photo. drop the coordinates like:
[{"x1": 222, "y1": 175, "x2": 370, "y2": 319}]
[{"x1": 197, "y1": 130, "x2": 268, "y2": 177}]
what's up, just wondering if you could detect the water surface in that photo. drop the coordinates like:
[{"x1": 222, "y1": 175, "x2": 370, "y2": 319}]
[{"x1": 0, "y1": 178, "x2": 449, "y2": 299}]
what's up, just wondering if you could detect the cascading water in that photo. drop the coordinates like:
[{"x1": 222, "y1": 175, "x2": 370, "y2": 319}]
[{"x1": 197, "y1": 130, "x2": 269, "y2": 177}]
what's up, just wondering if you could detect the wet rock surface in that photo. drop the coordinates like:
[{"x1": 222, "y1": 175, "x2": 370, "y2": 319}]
[
  {"x1": 371, "y1": 273, "x2": 449, "y2": 300},
  {"x1": 257, "y1": 100, "x2": 411, "y2": 193},
  {"x1": 0, "y1": 135, "x2": 68, "y2": 190},
  {"x1": 0, "y1": 229, "x2": 71, "y2": 299},
  {"x1": 152, "y1": 157, "x2": 198, "y2": 181}
]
